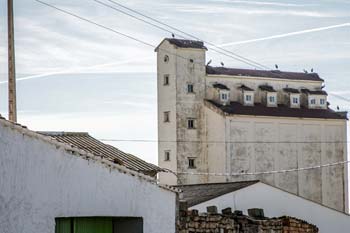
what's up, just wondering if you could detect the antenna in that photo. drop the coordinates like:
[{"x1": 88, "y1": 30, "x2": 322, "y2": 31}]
[{"x1": 8, "y1": 0, "x2": 17, "y2": 122}]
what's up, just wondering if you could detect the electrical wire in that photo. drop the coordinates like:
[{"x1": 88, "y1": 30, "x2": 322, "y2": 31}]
[
  {"x1": 173, "y1": 160, "x2": 350, "y2": 176},
  {"x1": 95, "y1": 0, "x2": 270, "y2": 70}
]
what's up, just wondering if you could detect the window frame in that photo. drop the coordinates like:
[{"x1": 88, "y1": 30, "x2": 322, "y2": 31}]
[
  {"x1": 187, "y1": 83, "x2": 194, "y2": 93},
  {"x1": 163, "y1": 111, "x2": 170, "y2": 123},
  {"x1": 320, "y1": 98, "x2": 325, "y2": 105},
  {"x1": 164, "y1": 150, "x2": 170, "y2": 161},
  {"x1": 163, "y1": 74, "x2": 169, "y2": 86},
  {"x1": 188, "y1": 158, "x2": 196, "y2": 169},
  {"x1": 187, "y1": 118, "x2": 196, "y2": 129}
]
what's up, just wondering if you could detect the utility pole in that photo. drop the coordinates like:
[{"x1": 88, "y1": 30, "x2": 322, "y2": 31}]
[{"x1": 8, "y1": 0, "x2": 17, "y2": 122}]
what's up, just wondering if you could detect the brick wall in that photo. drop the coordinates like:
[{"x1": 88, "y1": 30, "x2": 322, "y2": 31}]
[{"x1": 177, "y1": 206, "x2": 318, "y2": 233}]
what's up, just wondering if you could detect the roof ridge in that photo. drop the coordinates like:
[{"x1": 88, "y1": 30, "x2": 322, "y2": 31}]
[{"x1": 0, "y1": 115, "x2": 178, "y2": 193}]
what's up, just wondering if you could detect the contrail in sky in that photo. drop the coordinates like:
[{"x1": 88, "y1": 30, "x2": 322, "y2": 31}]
[
  {"x1": 218, "y1": 23, "x2": 350, "y2": 47},
  {"x1": 0, "y1": 56, "x2": 154, "y2": 85}
]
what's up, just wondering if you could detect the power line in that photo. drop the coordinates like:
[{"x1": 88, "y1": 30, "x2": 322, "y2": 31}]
[
  {"x1": 33, "y1": 0, "x2": 208, "y2": 69},
  {"x1": 95, "y1": 0, "x2": 270, "y2": 70},
  {"x1": 99, "y1": 139, "x2": 350, "y2": 144},
  {"x1": 174, "y1": 160, "x2": 349, "y2": 177}
]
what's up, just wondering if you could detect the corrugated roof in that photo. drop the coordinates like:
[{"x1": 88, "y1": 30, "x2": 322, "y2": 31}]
[
  {"x1": 206, "y1": 66, "x2": 323, "y2": 82},
  {"x1": 38, "y1": 132, "x2": 163, "y2": 177},
  {"x1": 174, "y1": 181, "x2": 259, "y2": 207},
  {"x1": 206, "y1": 100, "x2": 348, "y2": 120}
]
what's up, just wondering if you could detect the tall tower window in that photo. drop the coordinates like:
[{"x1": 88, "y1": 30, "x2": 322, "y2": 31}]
[
  {"x1": 187, "y1": 118, "x2": 196, "y2": 129},
  {"x1": 187, "y1": 84, "x2": 194, "y2": 93},
  {"x1": 188, "y1": 158, "x2": 196, "y2": 169},
  {"x1": 164, "y1": 55, "x2": 169, "y2": 63},
  {"x1": 164, "y1": 74, "x2": 169, "y2": 85},
  {"x1": 164, "y1": 151, "x2": 170, "y2": 161},
  {"x1": 164, "y1": 111, "x2": 170, "y2": 122}
]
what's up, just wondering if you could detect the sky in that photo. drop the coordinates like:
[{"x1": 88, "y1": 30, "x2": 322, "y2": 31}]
[{"x1": 0, "y1": 0, "x2": 350, "y2": 165}]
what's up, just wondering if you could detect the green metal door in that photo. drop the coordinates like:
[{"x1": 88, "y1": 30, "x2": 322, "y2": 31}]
[
  {"x1": 74, "y1": 217, "x2": 113, "y2": 233},
  {"x1": 55, "y1": 218, "x2": 72, "y2": 233}
]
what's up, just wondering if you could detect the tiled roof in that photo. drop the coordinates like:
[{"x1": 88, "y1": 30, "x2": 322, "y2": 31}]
[
  {"x1": 38, "y1": 132, "x2": 163, "y2": 177},
  {"x1": 301, "y1": 89, "x2": 328, "y2": 96},
  {"x1": 173, "y1": 181, "x2": 259, "y2": 207},
  {"x1": 206, "y1": 66, "x2": 324, "y2": 82},
  {"x1": 259, "y1": 85, "x2": 276, "y2": 92},
  {"x1": 283, "y1": 88, "x2": 300, "y2": 94},
  {"x1": 213, "y1": 83, "x2": 230, "y2": 90},
  {"x1": 206, "y1": 100, "x2": 348, "y2": 120},
  {"x1": 239, "y1": 85, "x2": 254, "y2": 91},
  {"x1": 166, "y1": 38, "x2": 207, "y2": 49}
]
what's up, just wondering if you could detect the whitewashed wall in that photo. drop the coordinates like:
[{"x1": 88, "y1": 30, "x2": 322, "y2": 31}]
[
  {"x1": 191, "y1": 182, "x2": 350, "y2": 233},
  {"x1": 0, "y1": 121, "x2": 176, "y2": 233}
]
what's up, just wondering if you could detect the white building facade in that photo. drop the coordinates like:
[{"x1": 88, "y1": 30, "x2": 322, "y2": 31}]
[
  {"x1": 182, "y1": 181, "x2": 350, "y2": 233},
  {"x1": 0, "y1": 117, "x2": 177, "y2": 233},
  {"x1": 156, "y1": 38, "x2": 348, "y2": 212}
]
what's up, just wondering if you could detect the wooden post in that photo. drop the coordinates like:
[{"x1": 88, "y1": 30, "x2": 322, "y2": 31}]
[{"x1": 8, "y1": 0, "x2": 17, "y2": 122}]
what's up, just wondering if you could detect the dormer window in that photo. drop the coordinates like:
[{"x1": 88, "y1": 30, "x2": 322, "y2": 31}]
[
  {"x1": 259, "y1": 85, "x2": 277, "y2": 107},
  {"x1": 221, "y1": 93, "x2": 228, "y2": 101},
  {"x1": 293, "y1": 97, "x2": 299, "y2": 104},
  {"x1": 239, "y1": 85, "x2": 254, "y2": 106},
  {"x1": 283, "y1": 88, "x2": 300, "y2": 108},
  {"x1": 213, "y1": 83, "x2": 230, "y2": 105},
  {"x1": 301, "y1": 89, "x2": 328, "y2": 109},
  {"x1": 245, "y1": 95, "x2": 252, "y2": 102}
]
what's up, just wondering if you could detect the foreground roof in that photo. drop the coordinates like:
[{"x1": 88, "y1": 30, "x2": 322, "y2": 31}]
[
  {"x1": 206, "y1": 100, "x2": 347, "y2": 120},
  {"x1": 206, "y1": 66, "x2": 323, "y2": 82},
  {"x1": 174, "y1": 181, "x2": 259, "y2": 207},
  {"x1": 38, "y1": 132, "x2": 163, "y2": 177}
]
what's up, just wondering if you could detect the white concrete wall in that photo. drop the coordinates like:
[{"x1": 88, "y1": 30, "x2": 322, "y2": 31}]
[
  {"x1": 0, "y1": 121, "x2": 176, "y2": 233},
  {"x1": 191, "y1": 182, "x2": 350, "y2": 233},
  {"x1": 157, "y1": 40, "x2": 178, "y2": 185},
  {"x1": 203, "y1": 112, "x2": 347, "y2": 212}
]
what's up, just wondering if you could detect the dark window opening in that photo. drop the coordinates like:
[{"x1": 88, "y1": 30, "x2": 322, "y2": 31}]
[
  {"x1": 164, "y1": 55, "x2": 169, "y2": 63},
  {"x1": 55, "y1": 217, "x2": 143, "y2": 233},
  {"x1": 164, "y1": 112, "x2": 170, "y2": 122},
  {"x1": 188, "y1": 158, "x2": 196, "y2": 169},
  {"x1": 164, "y1": 151, "x2": 170, "y2": 161},
  {"x1": 187, "y1": 119, "x2": 195, "y2": 129},
  {"x1": 163, "y1": 75, "x2": 169, "y2": 85},
  {"x1": 189, "y1": 59, "x2": 194, "y2": 63},
  {"x1": 187, "y1": 84, "x2": 194, "y2": 93}
]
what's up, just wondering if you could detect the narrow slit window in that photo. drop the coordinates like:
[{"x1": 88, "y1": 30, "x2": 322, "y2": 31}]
[
  {"x1": 164, "y1": 111, "x2": 170, "y2": 122},
  {"x1": 163, "y1": 75, "x2": 169, "y2": 85},
  {"x1": 164, "y1": 151, "x2": 170, "y2": 161}
]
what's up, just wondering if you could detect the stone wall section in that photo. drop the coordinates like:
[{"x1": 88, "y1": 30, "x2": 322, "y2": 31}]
[{"x1": 177, "y1": 206, "x2": 318, "y2": 233}]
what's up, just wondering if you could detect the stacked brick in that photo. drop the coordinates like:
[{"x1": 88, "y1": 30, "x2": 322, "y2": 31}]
[{"x1": 177, "y1": 206, "x2": 318, "y2": 233}]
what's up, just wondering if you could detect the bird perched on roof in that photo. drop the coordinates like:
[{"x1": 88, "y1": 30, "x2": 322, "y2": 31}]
[
  {"x1": 221, "y1": 62, "x2": 224, "y2": 67},
  {"x1": 275, "y1": 64, "x2": 279, "y2": 69},
  {"x1": 206, "y1": 59, "x2": 212, "y2": 66},
  {"x1": 171, "y1": 33, "x2": 175, "y2": 38},
  {"x1": 303, "y1": 69, "x2": 308, "y2": 73},
  {"x1": 311, "y1": 68, "x2": 314, "y2": 72},
  {"x1": 337, "y1": 106, "x2": 340, "y2": 110}
]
